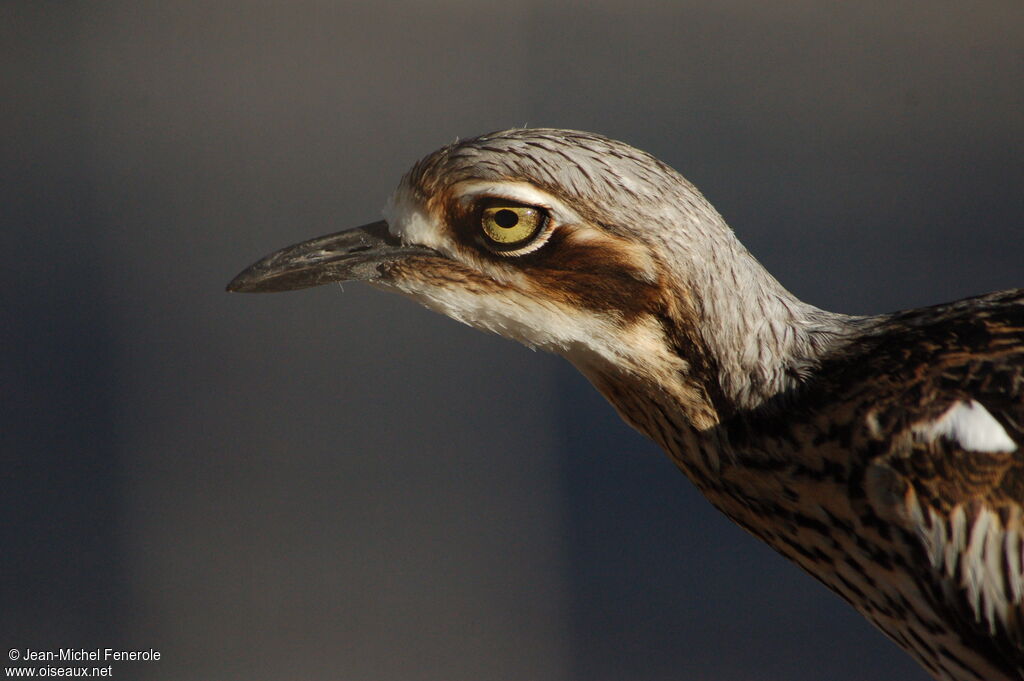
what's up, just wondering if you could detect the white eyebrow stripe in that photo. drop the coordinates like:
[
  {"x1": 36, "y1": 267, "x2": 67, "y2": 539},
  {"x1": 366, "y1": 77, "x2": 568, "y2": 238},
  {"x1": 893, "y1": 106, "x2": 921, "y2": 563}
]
[
  {"x1": 913, "y1": 400, "x2": 1017, "y2": 453},
  {"x1": 450, "y1": 181, "x2": 583, "y2": 226}
]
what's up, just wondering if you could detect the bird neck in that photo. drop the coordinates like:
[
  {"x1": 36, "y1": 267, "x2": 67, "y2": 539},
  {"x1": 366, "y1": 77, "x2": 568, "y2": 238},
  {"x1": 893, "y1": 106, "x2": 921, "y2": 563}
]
[
  {"x1": 572, "y1": 222, "x2": 855, "y2": 474},
  {"x1": 689, "y1": 252, "x2": 853, "y2": 413},
  {"x1": 654, "y1": 203, "x2": 856, "y2": 414}
]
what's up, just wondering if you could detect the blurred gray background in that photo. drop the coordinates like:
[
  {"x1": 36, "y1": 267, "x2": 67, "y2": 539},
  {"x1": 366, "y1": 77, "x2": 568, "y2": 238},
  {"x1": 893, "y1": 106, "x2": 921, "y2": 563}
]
[{"x1": 3, "y1": 1, "x2": 1021, "y2": 679}]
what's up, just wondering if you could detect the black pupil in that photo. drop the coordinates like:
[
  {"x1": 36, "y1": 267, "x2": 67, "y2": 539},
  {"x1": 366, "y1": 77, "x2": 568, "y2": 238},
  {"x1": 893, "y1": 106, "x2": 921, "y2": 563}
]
[{"x1": 494, "y1": 209, "x2": 519, "y2": 228}]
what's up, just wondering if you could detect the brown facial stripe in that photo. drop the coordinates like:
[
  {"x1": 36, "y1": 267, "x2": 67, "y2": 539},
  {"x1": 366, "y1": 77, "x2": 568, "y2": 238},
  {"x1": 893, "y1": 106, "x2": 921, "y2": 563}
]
[
  {"x1": 515, "y1": 229, "x2": 663, "y2": 319},
  {"x1": 437, "y1": 193, "x2": 663, "y2": 320},
  {"x1": 383, "y1": 254, "x2": 507, "y2": 296}
]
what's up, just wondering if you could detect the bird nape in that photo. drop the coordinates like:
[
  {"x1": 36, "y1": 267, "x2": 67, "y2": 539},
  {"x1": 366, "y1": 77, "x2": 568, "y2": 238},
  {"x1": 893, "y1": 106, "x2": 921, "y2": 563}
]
[{"x1": 228, "y1": 128, "x2": 1024, "y2": 681}]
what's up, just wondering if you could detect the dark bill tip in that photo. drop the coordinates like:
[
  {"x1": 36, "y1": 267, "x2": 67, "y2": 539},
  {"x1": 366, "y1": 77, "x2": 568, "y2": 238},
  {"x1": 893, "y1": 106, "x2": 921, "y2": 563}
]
[{"x1": 226, "y1": 220, "x2": 436, "y2": 293}]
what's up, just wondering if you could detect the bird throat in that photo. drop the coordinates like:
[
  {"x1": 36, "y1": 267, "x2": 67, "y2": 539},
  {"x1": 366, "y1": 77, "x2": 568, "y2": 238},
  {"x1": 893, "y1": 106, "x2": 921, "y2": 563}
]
[{"x1": 572, "y1": 306, "x2": 731, "y2": 481}]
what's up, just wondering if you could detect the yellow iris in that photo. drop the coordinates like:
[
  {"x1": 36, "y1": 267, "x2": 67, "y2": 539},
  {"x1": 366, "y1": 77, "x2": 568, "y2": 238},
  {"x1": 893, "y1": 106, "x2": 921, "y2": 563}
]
[{"x1": 480, "y1": 200, "x2": 546, "y2": 248}]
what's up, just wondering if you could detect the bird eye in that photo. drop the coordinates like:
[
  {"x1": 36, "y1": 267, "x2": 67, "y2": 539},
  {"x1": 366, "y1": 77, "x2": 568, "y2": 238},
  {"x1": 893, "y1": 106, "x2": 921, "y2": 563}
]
[{"x1": 479, "y1": 200, "x2": 547, "y2": 249}]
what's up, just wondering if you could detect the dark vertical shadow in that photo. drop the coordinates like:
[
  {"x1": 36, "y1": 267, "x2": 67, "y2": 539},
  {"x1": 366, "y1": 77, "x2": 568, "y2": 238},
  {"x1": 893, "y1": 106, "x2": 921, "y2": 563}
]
[
  {"x1": 555, "y1": 365, "x2": 702, "y2": 681},
  {"x1": 0, "y1": 4, "x2": 124, "y2": 646}
]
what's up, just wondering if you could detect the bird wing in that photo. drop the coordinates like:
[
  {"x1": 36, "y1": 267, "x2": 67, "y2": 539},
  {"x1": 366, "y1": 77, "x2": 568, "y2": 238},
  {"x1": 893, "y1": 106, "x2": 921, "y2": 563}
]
[{"x1": 854, "y1": 290, "x2": 1024, "y2": 666}]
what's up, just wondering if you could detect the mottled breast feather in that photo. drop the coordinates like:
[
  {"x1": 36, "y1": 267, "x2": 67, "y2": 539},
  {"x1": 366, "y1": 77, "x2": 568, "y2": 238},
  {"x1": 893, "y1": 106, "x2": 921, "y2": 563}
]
[{"x1": 796, "y1": 289, "x2": 1024, "y2": 680}]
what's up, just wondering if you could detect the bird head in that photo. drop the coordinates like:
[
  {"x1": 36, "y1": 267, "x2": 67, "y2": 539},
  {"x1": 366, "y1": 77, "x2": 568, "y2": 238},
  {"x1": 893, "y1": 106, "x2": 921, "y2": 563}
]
[{"x1": 228, "y1": 129, "x2": 832, "y2": 431}]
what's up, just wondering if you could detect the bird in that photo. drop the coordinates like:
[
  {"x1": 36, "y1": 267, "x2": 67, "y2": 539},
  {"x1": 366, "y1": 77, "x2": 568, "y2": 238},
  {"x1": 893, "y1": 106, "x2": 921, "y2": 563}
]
[{"x1": 227, "y1": 128, "x2": 1024, "y2": 681}]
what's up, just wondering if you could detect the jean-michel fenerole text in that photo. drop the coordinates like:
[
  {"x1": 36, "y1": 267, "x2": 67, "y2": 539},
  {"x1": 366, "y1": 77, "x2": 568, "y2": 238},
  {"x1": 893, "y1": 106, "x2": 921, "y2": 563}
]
[{"x1": 17, "y1": 649, "x2": 160, "y2": 662}]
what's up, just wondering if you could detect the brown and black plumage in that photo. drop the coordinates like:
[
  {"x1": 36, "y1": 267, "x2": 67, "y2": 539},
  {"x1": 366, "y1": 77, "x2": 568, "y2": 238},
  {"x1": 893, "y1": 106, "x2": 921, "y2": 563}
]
[{"x1": 228, "y1": 129, "x2": 1024, "y2": 681}]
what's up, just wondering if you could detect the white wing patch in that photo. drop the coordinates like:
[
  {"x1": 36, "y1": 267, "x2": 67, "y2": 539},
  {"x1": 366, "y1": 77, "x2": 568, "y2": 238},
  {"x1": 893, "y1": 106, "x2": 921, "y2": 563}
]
[{"x1": 913, "y1": 400, "x2": 1017, "y2": 453}]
